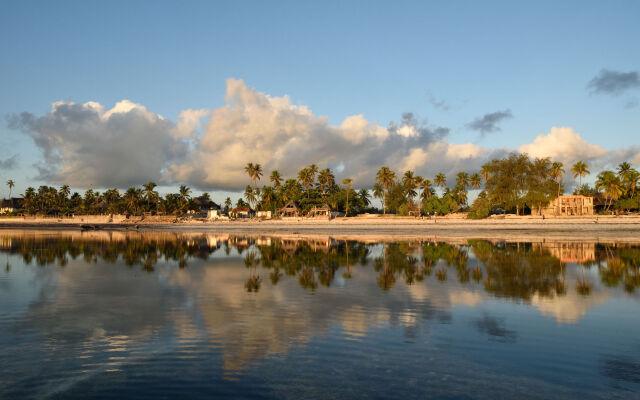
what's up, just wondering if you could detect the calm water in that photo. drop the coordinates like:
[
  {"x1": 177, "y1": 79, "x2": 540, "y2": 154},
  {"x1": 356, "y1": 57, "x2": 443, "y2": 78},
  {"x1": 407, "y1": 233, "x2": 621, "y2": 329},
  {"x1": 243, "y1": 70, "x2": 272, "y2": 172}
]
[{"x1": 1, "y1": 230, "x2": 639, "y2": 399}]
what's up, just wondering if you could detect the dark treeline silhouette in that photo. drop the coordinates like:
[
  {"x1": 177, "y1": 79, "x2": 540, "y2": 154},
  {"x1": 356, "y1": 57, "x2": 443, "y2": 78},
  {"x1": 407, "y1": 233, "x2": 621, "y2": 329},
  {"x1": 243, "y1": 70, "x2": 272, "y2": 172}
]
[{"x1": 3, "y1": 234, "x2": 639, "y2": 296}]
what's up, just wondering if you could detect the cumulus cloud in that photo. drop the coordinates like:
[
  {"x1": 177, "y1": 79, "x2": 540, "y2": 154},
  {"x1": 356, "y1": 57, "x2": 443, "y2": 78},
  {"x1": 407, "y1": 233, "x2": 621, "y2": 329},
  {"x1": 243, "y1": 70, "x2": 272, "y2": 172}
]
[
  {"x1": 518, "y1": 127, "x2": 607, "y2": 164},
  {"x1": 587, "y1": 69, "x2": 640, "y2": 95},
  {"x1": 518, "y1": 127, "x2": 640, "y2": 179},
  {"x1": 7, "y1": 79, "x2": 637, "y2": 191},
  {"x1": 164, "y1": 79, "x2": 473, "y2": 189},
  {"x1": 0, "y1": 155, "x2": 18, "y2": 169},
  {"x1": 7, "y1": 100, "x2": 190, "y2": 187},
  {"x1": 467, "y1": 110, "x2": 513, "y2": 135}
]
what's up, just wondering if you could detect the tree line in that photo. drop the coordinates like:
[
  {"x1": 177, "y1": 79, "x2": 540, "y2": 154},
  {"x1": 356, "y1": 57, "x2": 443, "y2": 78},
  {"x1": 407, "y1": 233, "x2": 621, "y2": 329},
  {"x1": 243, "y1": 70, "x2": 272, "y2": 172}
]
[{"x1": 3, "y1": 154, "x2": 639, "y2": 217}]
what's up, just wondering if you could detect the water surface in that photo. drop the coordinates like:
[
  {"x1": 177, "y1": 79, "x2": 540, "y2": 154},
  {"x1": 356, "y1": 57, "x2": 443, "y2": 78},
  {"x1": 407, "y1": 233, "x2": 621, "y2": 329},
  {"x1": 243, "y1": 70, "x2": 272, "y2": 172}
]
[{"x1": 1, "y1": 230, "x2": 639, "y2": 399}]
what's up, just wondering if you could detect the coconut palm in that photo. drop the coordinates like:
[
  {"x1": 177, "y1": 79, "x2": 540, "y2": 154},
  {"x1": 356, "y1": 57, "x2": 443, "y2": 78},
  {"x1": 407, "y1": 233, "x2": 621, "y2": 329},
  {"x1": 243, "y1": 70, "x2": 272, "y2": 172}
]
[
  {"x1": 298, "y1": 167, "x2": 314, "y2": 198},
  {"x1": 252, "y1": 164, "x2": 263, "y2": 186},
  {"x1": 469, "y1": 173, "x2": 482, "y2": 189},
  {"x1": 617, "y1": 162, "x2": 632, "y2": 176},
  {"x1": 244, "y1": 185, "x2": 257, "y2": 209},
  {"x1": 571, "y1": 161, "x2": 590, "y2": 190},
  {"x1": 455, "y1": 172, "x2": 469, "y2": 189},
  {"x1": 245, "y1": 163, "x2": 255, "y2": 184},
  {"x1": 480, "y1": 164, "x2": 491, "y2": 182},
  {"x1": 143, "y1": 181, "x2": 157, "y2": 212},
  {"x1": 373, "y1": 183, "x2": 384, "y2": 208},
  {"x1": 308, "y1": 164, "x2": 319, "y2": 183},
  {"x1": 376, "y1": 166, "x2": 395, "y2": 214},
  {"x1": 402, "y1": 171, "x2": 418, "y2": 207},
  {"x1": 178, "y1": 185, "x2": 191, "y2": 212},
  {"x1": 596, "y1": 170, "x2": 623, "y2": 210},
  {"x1": 359, "y1": 188, "x2": 371, "y2": 207},
  {"x1": 549, "y1": 161, "x2": 565, "y2": 198},
  {"x1": 342, "y1": 178, "x2": 353, "y2": 216},
  {"x1": 421, "y1": 179, "x2": 433, "y2": 199},
  {"x1": 434, "y1": 173, "x2": 446, "y2": 190},
  {"x1": 318, "y1": 168, "x2": 334, "y2": 194},
  {"x1": 623, "y1": 169, "x2": 640, "y2": 196},
  {"x1": 6, "y1": 180, "x2": 14, "y2": 199},
  {"x1": 269, "y1": 170, "x2": 282, "y2": 188},
  {"x1": 224, "y1": 197, "x2": 232, "y2": 211}
]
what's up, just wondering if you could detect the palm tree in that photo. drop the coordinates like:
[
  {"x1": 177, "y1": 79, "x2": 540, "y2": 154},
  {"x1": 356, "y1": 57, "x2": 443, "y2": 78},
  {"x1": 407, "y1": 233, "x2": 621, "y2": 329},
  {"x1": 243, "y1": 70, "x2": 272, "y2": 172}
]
[
  {"x1": 224, "y1": 197, "x2": 232, "y2": 212},
  {"x1": 571, "y1": 161, "x2": 590, "y2": 190},
  {"x1": 298, "y1": 167, "x2": 314, "y2": 198},
  {"x1": 617, "y1": 162, "x2": 632, "y2": 176},
  {"x1": 480, "y1": 164, "x2": 491, "y2": 182},
  {"x1": 178, "y1": 185, "x2": 191, "y2": 212},
  {"x1": 261, "y1": 186, "x2": 276, "y2": 211},
  {"x1": 318, "y1": 168, "x2": 334, "y2": 194},
  {"x1": 421, "y1": 179, "x2": 433, "y2": 200},
  {"x1": 270, "y1": 170, "x2": 282, "y2": 188},
  {"x1": 373, "y1": 183, "x2": 384, "y2": 210},
  {"x1": 143, "y1": 181, "x2": 157, "y2": 212},
  {"x1": 342, "y1": 178, "x2": 353, "y2": 216},
  {"x1": 469, "y1": 173, "x2": 482, "y2": 189},
  {"x1": 245, "y1": 163, "x2": 255, "y2": 185},
  {"x1": 308, "y1": 164, "x2": 319, "y2": 184},
  {"x1": 244, "y1": 185, "x2": 257, "y2": 209},
  {"x1": 6, "y1": 180, "x2": 14, "y2": 199},
  {"x1": 596, "y1": 171, "x2": 623, "y2": 211},
  {"x1": 415, "y1": 176, "x2": 423, "y2": 216},
  {"x1": 245, "y1": 163, "x2": 263, "y2": 187},
  {"x1": 455, "y1": 172, "x2": 469, "y2": 189},
  {"x1": 376, "y1": 167, "x2": 395, "y2": 214},
  {"x1": 359, "y1": 189, "x2": 371, "y2": 207},
  {"x1": 434, "y1": 173, "x2": 446, "y2": 190},
  {"x1": 550, "y1": 162, "x2": 565, "y2": 198},
  {"x1": 623, "y1": 169, "x2": 640, "y2": 196}
]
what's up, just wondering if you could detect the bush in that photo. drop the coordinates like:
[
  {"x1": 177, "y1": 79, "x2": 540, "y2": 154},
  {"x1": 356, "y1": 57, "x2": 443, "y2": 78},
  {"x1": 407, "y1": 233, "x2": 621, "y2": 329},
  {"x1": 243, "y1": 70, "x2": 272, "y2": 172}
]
[{"x1": 467, "y1": 205, "x2": 490, "y2": 219}]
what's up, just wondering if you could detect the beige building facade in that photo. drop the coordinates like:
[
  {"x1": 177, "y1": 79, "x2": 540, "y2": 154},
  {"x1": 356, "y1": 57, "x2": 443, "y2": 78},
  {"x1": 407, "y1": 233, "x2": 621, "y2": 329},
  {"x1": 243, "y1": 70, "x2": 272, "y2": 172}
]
[{"x1": 539, "y1": 195, "x2": 594, "y2": 216}]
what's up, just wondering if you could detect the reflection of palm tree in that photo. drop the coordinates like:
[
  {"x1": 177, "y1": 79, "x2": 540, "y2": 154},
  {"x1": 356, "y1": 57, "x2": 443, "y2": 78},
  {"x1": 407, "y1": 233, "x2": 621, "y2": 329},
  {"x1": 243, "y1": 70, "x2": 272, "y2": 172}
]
[
  {"x1": 576, "y1": 264, "x2": 591, "y2": 296},
  {"x1": 472, "y1": 263, "x2": 483, "y2": 283},
  {"x1": 435, "y1": 267, "x2": 447, "y2": 282},
  {"x1": 342, "y1": 241, "x2": 352, "y2": 279}
]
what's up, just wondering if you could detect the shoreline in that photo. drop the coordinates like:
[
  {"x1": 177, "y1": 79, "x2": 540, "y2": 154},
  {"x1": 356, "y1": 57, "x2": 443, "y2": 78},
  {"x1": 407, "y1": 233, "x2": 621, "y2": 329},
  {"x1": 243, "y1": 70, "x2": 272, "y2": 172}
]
[{"x1": 1, "y1": 216, "x2": 640, "y2": 241}]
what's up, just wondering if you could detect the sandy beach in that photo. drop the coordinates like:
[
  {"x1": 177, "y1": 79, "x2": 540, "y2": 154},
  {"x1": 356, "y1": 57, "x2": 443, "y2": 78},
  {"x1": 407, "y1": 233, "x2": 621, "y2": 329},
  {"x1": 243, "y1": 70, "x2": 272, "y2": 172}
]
[{"x1": 2, "y1": 215, "x2": 640, "y2": 241}]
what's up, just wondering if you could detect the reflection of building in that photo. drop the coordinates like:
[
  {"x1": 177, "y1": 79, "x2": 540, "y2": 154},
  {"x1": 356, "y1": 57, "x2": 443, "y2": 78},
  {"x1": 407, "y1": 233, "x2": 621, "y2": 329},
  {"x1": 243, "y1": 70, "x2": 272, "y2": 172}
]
[
  {"x1": 539, "y1": 195, "x2": 594, "y2": 216},
  {"x1": 541, "y1": 242, "x2": 596, "y2": 263}
]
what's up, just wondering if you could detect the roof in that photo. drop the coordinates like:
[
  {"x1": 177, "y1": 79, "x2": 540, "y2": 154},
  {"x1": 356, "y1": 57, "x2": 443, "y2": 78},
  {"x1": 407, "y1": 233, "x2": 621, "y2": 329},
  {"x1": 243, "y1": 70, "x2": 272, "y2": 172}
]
[
  {"x1": 192, "y1": 196, "x2": 221, "y2": 209},
  {"x1": 230, "y1": 207, "x2": 252, "y2": 212},
  {"x1": 279, "y1": 201, "x2": 299, "y2": 211}
]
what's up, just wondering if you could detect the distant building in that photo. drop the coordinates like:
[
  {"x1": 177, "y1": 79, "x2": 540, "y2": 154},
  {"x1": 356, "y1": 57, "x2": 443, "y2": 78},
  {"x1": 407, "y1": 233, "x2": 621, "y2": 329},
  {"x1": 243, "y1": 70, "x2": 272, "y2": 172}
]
[
  {"x1": 279, "y1": 201, "x2": 300, "y2": 217},
  {"x1": 0, "y1": 198, "x2": 23, "y2": 214},
  {"x1": 229, "y1": 207, "x2": 253, "y2": 218},
  {"x1": 307, "y1": 204, "x2": 331, "y2": 218},
  {"x1": 539, "y1": 195, "x2": 594, "y2": 216},
  {"x1": 190, "y1": 196, "x2": 221, "y2": 218},
  {"x1": 256, "y1": 210, "x2": 272, "y2": 219}
]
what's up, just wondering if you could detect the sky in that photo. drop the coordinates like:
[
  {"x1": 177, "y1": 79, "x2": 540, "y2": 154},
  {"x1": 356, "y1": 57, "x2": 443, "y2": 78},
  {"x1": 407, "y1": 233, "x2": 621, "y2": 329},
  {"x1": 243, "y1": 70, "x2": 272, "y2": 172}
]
[{"x1": 1, "y1": 0, "x2": 639, "y2": 202}]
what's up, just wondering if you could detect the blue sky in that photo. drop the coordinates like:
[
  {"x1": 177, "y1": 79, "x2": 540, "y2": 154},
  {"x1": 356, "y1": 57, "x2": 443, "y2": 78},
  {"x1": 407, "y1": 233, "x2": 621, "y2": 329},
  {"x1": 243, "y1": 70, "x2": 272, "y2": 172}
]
[{"x1": 1, "y1": 0, "x2": 639, "y2": 199}]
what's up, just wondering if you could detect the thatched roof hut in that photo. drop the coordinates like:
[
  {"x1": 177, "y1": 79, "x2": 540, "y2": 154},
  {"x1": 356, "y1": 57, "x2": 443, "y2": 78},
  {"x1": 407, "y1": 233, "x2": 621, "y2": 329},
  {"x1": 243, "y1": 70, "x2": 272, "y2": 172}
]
[{"x1": 279, "y1": 201, "x2": 300, "y2": 217}]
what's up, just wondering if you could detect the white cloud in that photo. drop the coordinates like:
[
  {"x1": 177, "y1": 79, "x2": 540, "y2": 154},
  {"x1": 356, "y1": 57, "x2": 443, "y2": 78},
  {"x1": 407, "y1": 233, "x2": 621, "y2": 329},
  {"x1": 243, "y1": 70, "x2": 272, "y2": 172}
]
[
  {"x1": 8, "y1": 99, "x2": 188, "y2": 187},
  {"x1": 9, "y1": 80, "x2": 638, "y2": 191},
  {"x1": 518, "y1": 127, "x2": 607, "y2": 164}
]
